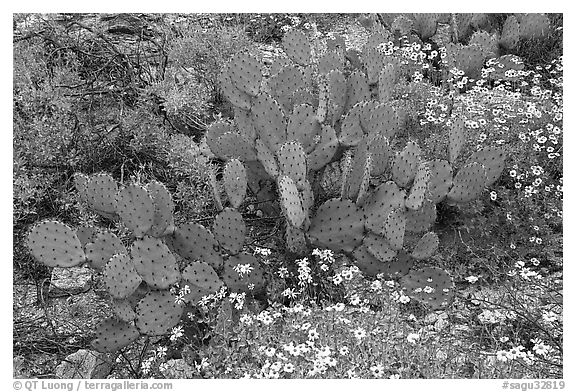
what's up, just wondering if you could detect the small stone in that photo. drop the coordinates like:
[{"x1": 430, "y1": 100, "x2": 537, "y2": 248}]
[
  {"x1": 55, "y1": 349, "x2": 113, "y2": 379},
  {"x1": 49, "y1": 266, "x2": 92, "y2": 297}
]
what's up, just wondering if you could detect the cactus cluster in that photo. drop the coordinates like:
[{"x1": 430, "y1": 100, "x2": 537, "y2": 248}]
[
  {"x1": 27, "y1": 170, "x2": 264, "y2": 353},
  {"x1": 204, "y1": 27, "x2": 507, "y2": 310}
]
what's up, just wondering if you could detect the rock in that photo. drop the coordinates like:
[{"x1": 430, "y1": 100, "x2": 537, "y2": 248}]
[
  {"x1": 49, "y1": 266, "x2": 92, "y2": 297},
  {"x1": 160, "y1": 359, "x2": 195, "y2": 379},
  {"x1": 55, "y1": 349, "x2": 113, "y2": 379}
]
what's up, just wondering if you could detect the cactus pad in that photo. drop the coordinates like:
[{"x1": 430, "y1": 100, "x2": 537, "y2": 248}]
[
  {"x1": 362, "y1": 181, "x2": 406, "y2": 233},
  {"x1": 268, "y1": 65, "x2": 304, "y2": 112},
  {"x1": 318, "y1": 50, "x2": 345, "y2": 75},
  {"x1": 213, "y1": 208, "x2": 246, "y2": 255},
  {"x1": 364, "y1": 233, "x2": 398, "y2": 262},
  {"x1": 116, "y1": 184, "x2": 155, "y2": 238},
  {"x1": 214, "y1": 131, "x2": 257, "y2": 161},
  {"x1": 378, "y1": 64, "x2": 396, "y2": 102},
  {"x1": 400, "y1": 266, "x2": 455, "y2": 309},
  {"x1": 85, "y1": 173, "x2": 118, "y2": 216},
  {"x1": 206, "y1": 120, "x2": 234, "y2": 154},
  {"x1": 255, "y1": 139, "x2": 279, "y2": 178},
  {"x1": 307, "y1": 124, "x2": 339, "y2": 171},
  {"x1": 86, "y1": 231, "x2": 127, "y2": 269},
  {"x1": 352, "y1": 244, "x2": 387, "y2": 277},
  {"x1": 27, "y1": 220, "x2": 86, "y2": 268},
  {"x1": 131, "y1": 236, "x2": 180, "y2": 289},
  {"x1": 326, "y1": 69, "x2": 347, "y2": 124},
  {"x1": 103, "y1": 253, "x2": 143, "y2": 299},
  {"x1": 449, "y1": 117, "x2": 466, "y2": 164},
  {"x1": 405, "y1": 199, "x2": 437, "y2": 233},
  {"x1": 358, "y1": 100, "x2": 379, "y2": 133},
  {"x1": 469, "y1": 30, "x2": 498, "y2": 58},
  {"x1": 252, "y1": 93, "x2": 287, "y2": 153},
  {"x1": 112, "y1": 299, "x2": 137, "y2": 322},
  {"x1": 406, "y1": 163, "x2": 430, "y2": 211},
  {"x1": 75, "y1": 226, "x2": 97, "y2": 248},
  {"x1": 181, "y1": 262, "x2": 223, "y2": 304},
  {"x1": 380, "y1": 209, "x2": 406, "y2": 251},
  {"x1": 353, "y1": 246, "x2": 412, "y2": 278},
  {"x1": 308, "y1": 198, "x2": 364, "y2": 252},
  {"x1": 446, "y1": 162, "x2": 487, "y2": 203},
  {"x1": 228, "y1": 52, "x2": 262, "y2": 97},
  {"x1": 166, "y1": 223, "x2": 223, "y2": 269},
  {"x1": 411, "y1": 232, "x2": 439, "y2": 260},
  {"x1": 277, "y1": 141, "x2": 307, "y2": 187},
  {"x1": 519, "y1": 13, "x2": 550, "y2": 40},
  {"x1": 223, "y1": 159, "x2": 247, "y2": 209},
  {"x1": 345, "y1": 70, "x2": 370, "y2": 112},
  {"x1": 426, "y1": 159, "x2": 453, "y2": 203},
  {"x1": 222, "y1": 252, "x2": 265, "y2": 293},
  {"x1": 468, "y1": 147, "x2": 506, "y2": 187},
  {"x1": 234, "y1": 107, "x2": 257, "y2": 143},
  {"x1": 364, "y1": 48, "x2": 385, "y2": 84},
  {"x1": 356, "y1": 153, "x2": 372, "y2": 205},
  {"x1": 146, "y1": 181, "x2": 175, "y2": 237},
  {"x1": 339, "y1": 109, "x2": 364, "y2": 147},
  {"x1": 500, "y1": 15, "x2": 520, "y2": 50},
  {"x1": 367, "y1": 103, "x2": 398, "y2": 139},
  {"x1": 92, "y1": 318, "x2": 139, "y2": 353},
  {"x1": 412, "y1": 13, "x2": 438, "y2": 40},
  {"x1": 363, "y1": 30, "x2": 392, "y2": 52},
  {"x1": 219, "y1": 64, "x2": 252, "y2": 110},
  {"x1": 287, "y1": 104, "x2": 322, "y2": 153},
  {"x1": 391, "y1": 141, "x2": 421, "y2": 188},
  {"x1": 135, "y1": 290, "x2": 184, "y2": 336},
  {"x1": 278, "y1": 175, "x2": 306, "y2": 229},
  {"x1": 368, "y1": 132, "x2": 392, "y2": 176},
  {"x1": 344, "y1": 138, "x2": 369, "y2": 200},
  {"x1": 282, "y1": 29, "x2": 311, "y2": 66}
]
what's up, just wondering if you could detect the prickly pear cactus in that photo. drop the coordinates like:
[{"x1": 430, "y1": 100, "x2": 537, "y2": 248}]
[
  {"x1": 166, "y1": 223, "x2": 223, "y2": 269},
  {"x1": 135, "y1": 290, "x2": 184, "y2": 336},
  {"x1": 92, "y1": 318, "x2": 140, "y2": 353},
  {"x1": 27, "y1": 220, "x2": 86, "y2": 268},
  {"x1": 146, "y1": 181, "x2": 175, "y2": 237},
  {"x1": 84, "y1": 173, "x2": 118, "y2": 218},
  {"x1": 181, "y1": 262, "x2": 223, "y2": 304},
  {"x1": 228, "y1": 52, "x2": 262, "y2": 97},
  {"x1": 223, "y1": 159, "x2": 247, "y2": 209},
  {"x1": 213, "y1": 208, "x2": 246, "y2": 255},
  {"x1": 116, "y1": 184, "x2": 155, "y2": 238},
  {"x1": 308, "y1": 199, "x2": 364, "y2": 253},
  {"x1": 449, "y1": 117, "x2": 466, "y2": 164},
  {"x1": 391, "y1": 141, "x2": 421, "y2": 188},
  {"x1": 282, "y1": 29, "x2": 312, "y2": 66},
  {"x1": 131, "y1": 237, "x2": 181, "y2": 290},
  {"x1": 103, "y1": 253, "x2": 143, "y2": 299},
  {"x1": 468, "y1": 147, "x2": 506, "y2": 187},
  {"x1": 446, "y1": 162, "x2": 488, "y2": 203},
  {"x1": 410, "y1": 232, "x2": 439, "y2": 260},
  {"x1": 500, "y1": 15, "x2": 520, "y2": 50},
  {"x1": 278, "y1": 175, "x2": 306, "y2": 229}
]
